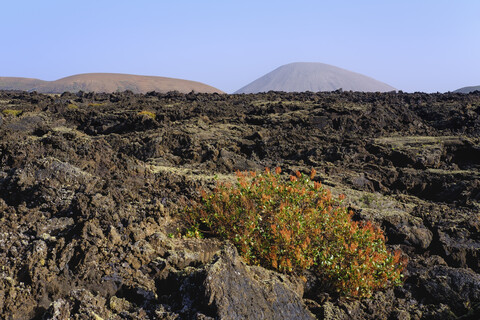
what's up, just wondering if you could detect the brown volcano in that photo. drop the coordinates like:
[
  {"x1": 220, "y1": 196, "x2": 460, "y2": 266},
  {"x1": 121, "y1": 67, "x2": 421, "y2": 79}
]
[
  {"x1": 0, "y1": 73, "x2": 223, "y2": 94},
  {"x1": 0, "y1": 77, "x2": 47, "y2": 91}
]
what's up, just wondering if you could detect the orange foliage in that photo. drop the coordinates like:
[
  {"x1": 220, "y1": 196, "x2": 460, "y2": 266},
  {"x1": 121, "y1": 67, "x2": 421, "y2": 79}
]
[{"x1": 183, "y1": 168, "x2": 407, "y2": 298}]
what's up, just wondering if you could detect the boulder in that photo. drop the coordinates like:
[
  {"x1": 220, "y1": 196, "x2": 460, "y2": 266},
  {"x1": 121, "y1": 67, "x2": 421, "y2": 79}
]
[{"x1": 158, "y1": 243, "x2": 315, "y2": 319}]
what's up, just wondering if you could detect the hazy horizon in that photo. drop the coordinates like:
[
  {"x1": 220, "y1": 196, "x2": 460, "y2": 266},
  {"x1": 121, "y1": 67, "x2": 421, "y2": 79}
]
[{"x1": 2, "y1": 1, "x2": 479, "y2": 93}]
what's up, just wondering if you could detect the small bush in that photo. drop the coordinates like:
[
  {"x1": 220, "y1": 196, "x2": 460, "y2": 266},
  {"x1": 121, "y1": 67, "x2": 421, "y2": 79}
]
[
  {"x1": 183, "y1": 168, "x2": 406, "y2": 298},
  {"x1": 2, "y1": 109, "x2": 23, "y2": 117},
  {"x1": 138, "y1": 110, "x2": 156, "y2": 120}
]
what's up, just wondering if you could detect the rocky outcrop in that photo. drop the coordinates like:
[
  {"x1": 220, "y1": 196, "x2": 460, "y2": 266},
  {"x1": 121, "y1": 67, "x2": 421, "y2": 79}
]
[{"x1": 156, "y1": 244, "x2": 315, "y2": 319}]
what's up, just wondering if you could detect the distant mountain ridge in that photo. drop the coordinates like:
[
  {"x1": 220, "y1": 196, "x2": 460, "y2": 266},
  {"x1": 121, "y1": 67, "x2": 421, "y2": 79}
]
[
  {"x1": 0, "y1": 73, "x2": 223, "y2": 94},
  {"x1": 0, "y1": 77, "x2": 47, "y2": 91},
  {"x1": 454, "y1": 86, "x2": 480, "y2": 94},
  {"x1": 235, "y1": 62, "x2": 395, "y2": 94}
]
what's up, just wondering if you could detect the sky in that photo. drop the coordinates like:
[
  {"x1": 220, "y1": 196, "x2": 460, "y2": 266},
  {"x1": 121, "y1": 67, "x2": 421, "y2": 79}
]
[{"x1": 2, "y1": 0, "x2": 479, "y2": 93}]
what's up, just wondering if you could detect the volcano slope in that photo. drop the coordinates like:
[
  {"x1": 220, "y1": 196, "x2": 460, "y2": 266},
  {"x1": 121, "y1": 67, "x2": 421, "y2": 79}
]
[{"x1": 0, "y1": 90, "x2": 479, "y2": 319}]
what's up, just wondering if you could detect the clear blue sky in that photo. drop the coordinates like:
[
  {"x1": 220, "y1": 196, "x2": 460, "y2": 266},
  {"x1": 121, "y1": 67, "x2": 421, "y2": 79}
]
[{"x1": 2, "y1": 0, "x2": 479, "y2": 93}]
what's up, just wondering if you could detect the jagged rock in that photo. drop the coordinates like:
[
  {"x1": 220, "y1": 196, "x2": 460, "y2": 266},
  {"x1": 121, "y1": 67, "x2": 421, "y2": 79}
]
[
  {"x1": 205, "y1": 244, "x2": 314, "y2": 320},
  {"x1": 407, "y1": 264, "x2": 480, "y2": 316},
  {"x1": 158, "y1": 244, "x2": 315, "y2": 319}
]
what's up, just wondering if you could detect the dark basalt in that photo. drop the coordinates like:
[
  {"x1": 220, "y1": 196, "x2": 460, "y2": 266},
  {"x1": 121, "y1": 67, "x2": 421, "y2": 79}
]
[{"x1": 0, "y1": 90, "x2": 479, "y2": 319}]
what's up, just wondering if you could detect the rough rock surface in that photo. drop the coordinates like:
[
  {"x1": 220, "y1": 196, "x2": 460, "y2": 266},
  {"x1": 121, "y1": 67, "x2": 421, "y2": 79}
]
[
  {"x1": 0, "y1": 90, "x2": 479, "y2": 319},
  {"x1": 156, "y1": 243, "x2": 314, "y2": 319}
]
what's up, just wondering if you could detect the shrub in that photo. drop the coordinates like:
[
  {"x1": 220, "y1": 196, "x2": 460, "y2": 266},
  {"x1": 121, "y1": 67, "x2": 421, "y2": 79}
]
[
  {"x1": 183, "y1": 168, "x2": 406, "y2": 298},
  {"x1": 2, "y1": 109, "x2": 23, "y2": 117},
  {"x1": 138, "y1": 110, "x2": 156, "y2": 120}
]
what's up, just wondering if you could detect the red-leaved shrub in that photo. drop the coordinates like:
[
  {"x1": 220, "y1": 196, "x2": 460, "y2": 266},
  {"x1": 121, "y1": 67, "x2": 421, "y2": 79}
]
[{"x1": 183, "y1": 168, "x2": 406, "y2": 298}]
